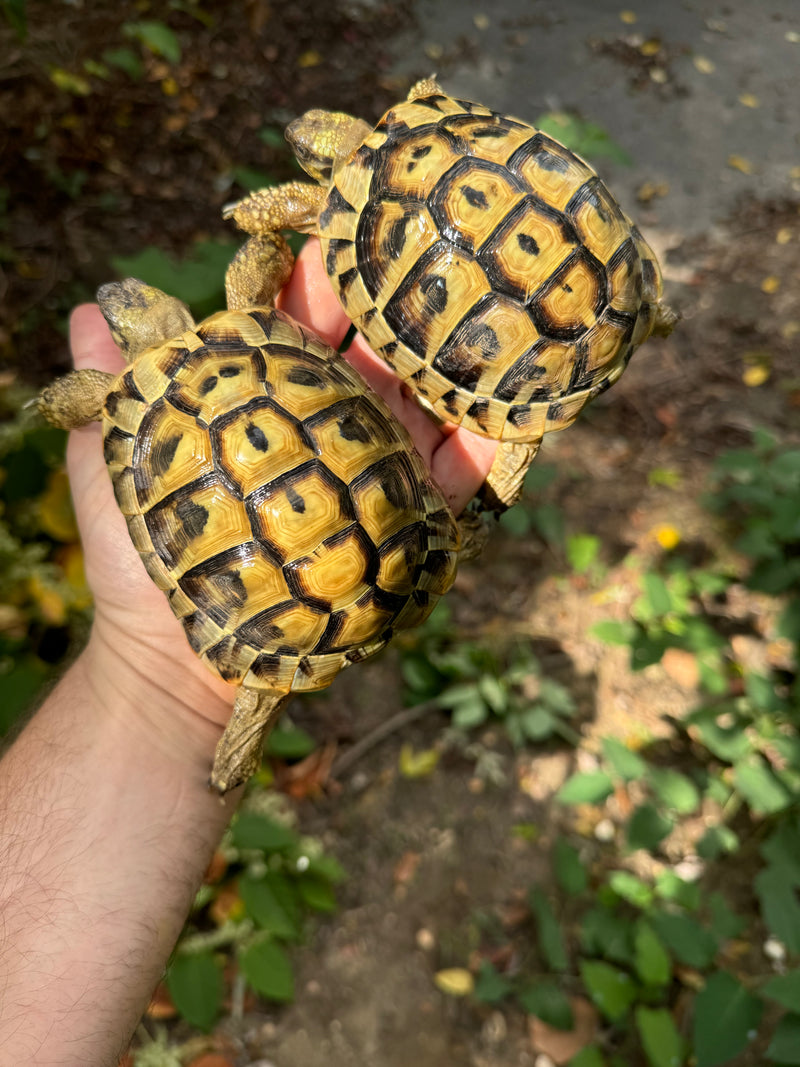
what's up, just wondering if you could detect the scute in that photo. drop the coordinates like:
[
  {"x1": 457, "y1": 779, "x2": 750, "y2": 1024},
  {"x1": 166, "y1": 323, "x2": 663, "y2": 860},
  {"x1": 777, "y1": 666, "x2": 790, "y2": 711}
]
[
  {"x1": 101, "y1": 306, "x2": 459, "y2": 696},
  {"x1": 319, "y1": 89, "x2": 665, "y2": 443}
]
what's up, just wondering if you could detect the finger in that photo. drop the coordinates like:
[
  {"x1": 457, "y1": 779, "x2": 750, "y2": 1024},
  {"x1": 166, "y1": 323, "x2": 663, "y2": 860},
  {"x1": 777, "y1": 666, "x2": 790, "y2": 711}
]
[
  {"x1": 276, "y1": 238, "x2": 352, "y2": 349},
  {"x1": 429, "y1": 429, "x2": 498, "y2": 515},
  {"x1": 70, "y1": 304, "x2": 125, "y2": 374}
]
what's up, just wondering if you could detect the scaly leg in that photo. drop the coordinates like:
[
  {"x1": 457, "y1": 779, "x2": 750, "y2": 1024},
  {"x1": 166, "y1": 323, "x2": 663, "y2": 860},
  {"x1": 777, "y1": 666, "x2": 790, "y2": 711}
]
[
  {"x1": 210, "y1": 686, "x2": 292, "y2": 795},
  {"x1": 225, "y1": 232, "x2": 295, "y2": 311},
  {"x1": 223, "y1": 180, "x2": 326, "y2": 237},
  {"x1": 37, "y1": 369, "x2": 116, "y2": 430},
  {"x1": 479, "y1": 439, "x2": 542, "y2": 514}
]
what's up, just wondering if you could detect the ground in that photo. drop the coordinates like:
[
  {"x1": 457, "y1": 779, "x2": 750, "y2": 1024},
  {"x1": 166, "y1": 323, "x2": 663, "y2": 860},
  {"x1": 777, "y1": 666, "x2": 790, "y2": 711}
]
[{"x1": 2, "y1": 1, "x2": 799, "y2": 1065}]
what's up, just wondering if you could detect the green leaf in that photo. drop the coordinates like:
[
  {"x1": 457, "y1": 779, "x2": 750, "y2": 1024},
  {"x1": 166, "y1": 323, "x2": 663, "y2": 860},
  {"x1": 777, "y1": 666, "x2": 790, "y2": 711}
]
[
  {"x1": 557, "y1": 771, "x2": 614, "y2": 806},
  {"x1": 693, "y1": 971, "x2": 763, "y2": 1067},
  {"x1": 231, "y1": 166, "x2": 276, "y2": 193},
  {"x1": 634, "y1": 921, "x2": 671, "y2": 987},
  {"x1": 499, "y1": 505, "x2": 533, "y2": 537},
  {"x1": 762, "y1": 969, "x2": 800, "y2": 1012},
  {"x1": 520, "y1": 705, "x2": 558, "y2": 740},
  {"x1": 553, "y1": 838, "x2": 588, "y2": 895},
  {"x1": 517, "y1": 980, "x2": 574, "y2": 1028},
  {"x1": 474, "y1": 960, "x2": 512, "y2": 1004},
  {"x1": 654, "y1": 871, "x2": 701, "y2": 911},
  {"x1": 642, "y1": 573, "x2": 673, "y2": 617},
  {"x1": 102, "y1": 46, "x2": 144, "y2": 79},
  {"x1": 636, "y1": 1006, "x2": 683, "y2": 1067},
  {"x1": 266, "y1": 723, "x2": 316, "y2": 760},
  {"x1": 239, "y1": 873, "x2": 300, "y2": 939},
  {"x1": 696, "y1": 825, "x2": 739, "y2": 860},
  {"x1": 579, "y1": 959, "x2": 637, "y2": 1022},
  {"x1": 166, "y1": 951, "x2": 223, "y2": 1032},
  {"x1": 627, "y1": 803, "x2": 673, "y2": 852},
  {"x1": 580, "y1": 906, "x2": 635, "y2": 966},
  {"x1": 648, "y1": 768, "x2": 700, "y2": 814},
  {"x1": 302, "y1": 853, "x2": 346, "y2": 885},
  {"x1": 259, "y1": 126, "x2": 287, "y2": 149},
  {"x1": 531, "y1": 502, "x2": 566, "y2": 546},
  {"x1": 755, "y1": 866, "x2": 800, "y2": 953},
  {"x1": 239, "y1": 936, "x2": 294, "y2": 1002},
  {"x1": 761, "y1": 818, "x2": 800, "y2": 881},
  {"x1": 767, "y1": 1013, "x2": 800, "y2": 1065},
  {"x1": 591, "y1": 620, "x2": 636, "y2": 647},
  {"x1": 707, "y1": 893, "x2": 746, "y2": 941},
  {"x1": 608, "y1": 870, "x2": 654, "y2": 910},
  {"x1": 649, "y1": 912, "x2": 718, "y2": 969},
  {"x1": 535, "y1": 111, "x2": 633, "y2": 165},
  {"x1": 567, "y1": 533, "x2": 601, "y2": 573},
  {"x1": 0, "y1": 0, "x2": 26, "y2": 39},
  {"x1": 530, "y1": 887, "x2": 568, "y2": 971},
  {"x1": 122, "y1": 19, "x2": 182, "y2": 62},
  {"x1": 568, "y1": 1048, "x2": 607, "y2": 1067},
  {"x1": 296, "y1": 873, "x2": 337, "y2": 912},
  {"x1": 478, "y1": 673, "x2": 507, "y2": 713},
  {"x1": 602, "y1": 737, "x2": 647, "y2": 781},
  {"x1": 230, "y1": 812, "x2": 296, "y2": 853},
  {"x1": 733, "y1": 757, "x2": 793, "y2": 814}
]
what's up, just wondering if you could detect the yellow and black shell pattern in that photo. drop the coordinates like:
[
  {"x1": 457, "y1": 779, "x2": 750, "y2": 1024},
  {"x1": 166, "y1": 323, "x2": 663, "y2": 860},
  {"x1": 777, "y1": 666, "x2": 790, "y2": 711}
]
[
  {"x1": 100, "y1": 307, "x2": 459, "y2": 697},
  {"x1": 319, "y1": 89, "x2": 664, "y2": 443}
]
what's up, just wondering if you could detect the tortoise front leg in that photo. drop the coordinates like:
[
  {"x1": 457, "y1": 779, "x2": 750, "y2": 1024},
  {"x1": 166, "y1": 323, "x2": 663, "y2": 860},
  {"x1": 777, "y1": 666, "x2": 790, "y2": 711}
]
[
  {"x1": 37, "y1": 369, "x2": 116, "y2": 430},
  {"x1": 223, "y1": 180, "x2": 326, "y2": 237},
  {"x1": 210, "y1": 686, "x2": 292, "y2": 795}
]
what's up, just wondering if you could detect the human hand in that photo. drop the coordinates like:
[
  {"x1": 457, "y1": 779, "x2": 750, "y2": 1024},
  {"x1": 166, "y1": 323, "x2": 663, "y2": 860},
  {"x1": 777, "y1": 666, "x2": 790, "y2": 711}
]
[{"x1": 66, "y1": 240, "x2": 497, "y2": 737}]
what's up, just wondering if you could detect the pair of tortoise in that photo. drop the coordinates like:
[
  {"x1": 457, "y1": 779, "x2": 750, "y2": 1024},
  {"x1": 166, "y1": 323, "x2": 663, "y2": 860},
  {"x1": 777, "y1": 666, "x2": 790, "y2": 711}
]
[{"x1": 39, "y1": 79, "x2": 674, "y2": 793}]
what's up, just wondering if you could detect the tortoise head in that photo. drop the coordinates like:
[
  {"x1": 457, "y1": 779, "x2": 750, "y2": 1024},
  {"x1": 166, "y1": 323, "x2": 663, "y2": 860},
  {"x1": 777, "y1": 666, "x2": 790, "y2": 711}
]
[
  {"x1": 97, "y1": 279, "x2": 196, "y2": 361},
  {"x1": 286, "y1": 109, "x2": 372, "y2": 186}
]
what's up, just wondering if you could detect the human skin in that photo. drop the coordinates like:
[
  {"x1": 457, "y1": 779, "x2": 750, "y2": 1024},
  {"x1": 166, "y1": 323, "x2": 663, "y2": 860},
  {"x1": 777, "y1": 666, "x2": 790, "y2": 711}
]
[{"x1": 0, "y1": 239, "x2": 497, "y2": 1066}]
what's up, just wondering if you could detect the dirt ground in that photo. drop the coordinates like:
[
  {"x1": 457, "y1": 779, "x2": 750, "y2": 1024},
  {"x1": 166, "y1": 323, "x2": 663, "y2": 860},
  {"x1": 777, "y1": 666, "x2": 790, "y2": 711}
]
[{"x1": 2, "y1": 2, "x2": 799, "y2": 1065}]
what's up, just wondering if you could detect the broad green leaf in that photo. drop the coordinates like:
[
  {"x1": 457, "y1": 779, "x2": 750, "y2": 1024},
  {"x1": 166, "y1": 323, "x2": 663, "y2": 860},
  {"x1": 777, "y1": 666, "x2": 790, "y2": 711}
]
[
  {"x1": 266, "y1": 724, "x2": 316, "y2": 760},
  {"x1": 122, "y1": 19, "x2": 182, "y2": 63},
  {"x1": 399, "y1": 743, "x2": 440, "y2": 778},
  {"x1": 654, "y1": 871, "x2": 701, "y2": 911},
  {"x1": 554, "y1": 838, "x2": 588, "y2": 895},
  {"x1": 642, "y1": 573, "x2": 673, "y2": 617},
  {"x1": 531, "y1": 502, "x2": 566, "y2": 546},
  {"x1": 520, "y1": 705, "x2": 557, "y2": 740},
  {"x1": 239, "y1": 937, "x2": 294, "y2": 1002},
  {"x1": 579, "y1": 959, "x2": 637, "y2": 1022},
  {"x1": 602, "y1": 736, "x2": 647, "y2": 781},
  {"x1": 517, "y1": 980, "x2": 573, "y2": 1028},
  {"x1": 535, "y1": 111, "x2": 632, "y2": 165},
  {"x1": 690, "y1": 709, "x2": 751, "y2": 762},
  {"x1": 530, "y1": 887, "x2": 568, "y2": 971},
  {"x1": 302, "y1": 853, "x2": 346, "y2": 884},
  {"x1": 634, "y1": 922, "x2": 671, "y2": 987},
  {"x1": 568, "y1": 1047, "x2": 607, "y2": 1067},
  {"x1": 649, "y1": 912, "x2": 718, "y2": 969},
  {"x1": 231, "y1": 165, "x2": 276, "y2": 193},
  {"x1": 230, "y1": 812, "x2": 296, "y2": 853},
  {"x1": 567, "y1": 533, "x2": 600, "y2": 573},
  {"x1": 693, "y1": 971, "x2": 763, "y2": 1067},
  {"x1": 478, "y1": 673, "x2": 507, "y2": 713},
  {"x1": 239, "y1": 873, "x2": 300, "y2": 940},
  {"x1": 761, "y1": 817, "x2": 800, "y2": 881},
  {"x1": 591, "y1": 620, "x2": 636, "y2": 646},
  {"x1": 499, "y1": 505, "x2": 532, "y2": 537},
  {"x1": 166, "y1": 951, "x2": 223, "y2": 1032},
  {"x1": 627, "y1": 803, "x2": 672, "y2": 852},
  {"x1": 0, "y1": 0, "x2": 26, "y2": 38},
  {"x1": 608, "y1": 870, "x2": 654, "y2": 910},
  {"x1": 707, "y1": 893, "x2": 746, "y2": 941},
  {"x1": 648, "y1": 768, "x2": 700, "y2": 814},
  {"x1": 259, "y1": 126, "x2": 287, "y2": 148},
  {"x1": 296, "y1": 873, "x2": 337, "y2": 913},
  {"x1": 636, "y1": 1006, "x2": 684, "y2": 1067},
  {"x1": 557, "y1": 771, "x2": 614, "y2": 806},
  {"x1": 474, "y1": 960, "x2": 512, "y2": 1004},
  {"x1": 755, "y1": 866, "x2": 800, "y2": 953},
  {"x1": 696, "y1": 825, "x2": 738, "y2": 860},
  {"x1": 767, "y1": 1012, "x2": 800, "y2": 1065},
  {"x1": 733, "y1": 757, "x2": 793, "y2": 814},
  {"x1": 761, "y1": 969, "x2": 800, "y2": 1012},
  {"x1": 580, "y1": 906, "x2": 635, "y2": 966},
  {"x1": 102, "y1": 46, "x2": 144, "y2": 79}
]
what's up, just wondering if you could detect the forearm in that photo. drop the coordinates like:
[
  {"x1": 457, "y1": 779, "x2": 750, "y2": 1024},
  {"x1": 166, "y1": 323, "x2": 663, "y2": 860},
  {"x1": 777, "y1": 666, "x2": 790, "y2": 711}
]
[{"x1": 0, "y1": 634, "x2": 237, "y2": 1066}]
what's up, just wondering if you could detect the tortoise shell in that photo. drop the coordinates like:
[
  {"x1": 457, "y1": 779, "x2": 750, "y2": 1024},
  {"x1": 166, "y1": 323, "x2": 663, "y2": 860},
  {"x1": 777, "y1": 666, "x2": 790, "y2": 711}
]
[
  {"x1": 100, "y1": 306, "x2": 459, "y2": 697},
  {"x1": 319, "y1": 89, "x2": 664, "y2": 443}
]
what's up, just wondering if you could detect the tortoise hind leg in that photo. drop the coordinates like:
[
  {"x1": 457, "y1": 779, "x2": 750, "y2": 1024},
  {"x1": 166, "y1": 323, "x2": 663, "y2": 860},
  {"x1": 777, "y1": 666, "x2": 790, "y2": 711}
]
[
  {"x1": 37, "y1": 369, "x2": 116, "y2": 430},
  {"x1": 477, "y1": 439, "x2": 541, "y2": 514},
  {"x1": 225, "y1": 232, "x2": 295, "y2": 311},
  {"x1": 210, "y1": 686, "x2": 292, "y2": 795}
]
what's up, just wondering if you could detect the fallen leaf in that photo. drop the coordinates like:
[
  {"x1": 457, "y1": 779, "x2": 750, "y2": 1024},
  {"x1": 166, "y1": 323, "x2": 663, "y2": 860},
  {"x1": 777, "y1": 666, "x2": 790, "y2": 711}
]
[
  {"x1": 693, "y1": 55, "x2": 715, "y2": 73},
  {"x1": 204, "y1": 850, "x2": 228, "y2": 885},
  {"x1": 39, "y1": 470, "x2": 79, "y2": 542},
  {"x1": 738, "y1": 93, "x2": 759, "y2": 108},
  {"x1": 661, "y1": 648, "x2": 700, "y2": 689},
  {"x1": 761, "y1": 275, "x2": 781, "y2": 293},
  {"x1": 619, "y1": 10, "x2": 637, "y2": 24},
  {"x1": 394, "y1": 850, "x2": 421, "y2": 886},
  {"x1": 297, "y1": 50, "x2": 322, "y2": 67},
  {"x1": 776, "y1": 228, "x2": 793, "y2": 244},
  {"x1": 727, "y1": 154, "x2": 753, "y2": 173},
  {"x1": 145, "y1": 982, "x2": 176, "y2": 1020},
  {"x1": 473, "y1": 13, "x2": 490, "y2": 29},
  {"x1": 640, "y1": 38, "x2": 662, "y2": 56},
  {"x1": 399, "y1": 743, "x2": 440, "y2": 778},
  {"x1": 434, "y1": 968, "x2": 474, "y2": 996},
  {"x1": 186, "y1": 1056, "x2": 235, "y2": 1067},
  {"x1": 529, "y1": 996, "x2": 599, "y2": 1064},
  {"x1": 743, "y1": 364, "x2": 771, "y2": 387},
  {"x1": 276, "y1": 741, "x2": 336, "y2": 798},
  {"x1": 209, "y1": 883, "x2": 245, "y2": 926}
]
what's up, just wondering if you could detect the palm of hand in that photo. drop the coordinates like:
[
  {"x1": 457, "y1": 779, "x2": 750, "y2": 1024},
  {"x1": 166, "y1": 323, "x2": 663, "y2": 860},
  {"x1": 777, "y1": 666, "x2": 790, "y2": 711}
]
[{"x1": 66, "y1": 240, "x2": 496, "y2": 727}]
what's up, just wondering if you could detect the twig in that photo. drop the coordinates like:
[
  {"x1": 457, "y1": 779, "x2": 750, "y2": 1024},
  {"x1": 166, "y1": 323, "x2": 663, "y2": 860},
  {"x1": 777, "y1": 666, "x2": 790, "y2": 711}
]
[{"x1": 331, "y1": 698, "x2": 442, "y2": 779}]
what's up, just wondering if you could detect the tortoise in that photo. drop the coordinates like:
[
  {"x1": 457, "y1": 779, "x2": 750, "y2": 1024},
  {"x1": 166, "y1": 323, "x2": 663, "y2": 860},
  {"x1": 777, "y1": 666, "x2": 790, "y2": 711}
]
[
  {"x1": 224, "y1": 78, "x2": 677, "y2": 511},
  {"x1": 37, "y1": 233, "x2": 460, "y2": 793}
]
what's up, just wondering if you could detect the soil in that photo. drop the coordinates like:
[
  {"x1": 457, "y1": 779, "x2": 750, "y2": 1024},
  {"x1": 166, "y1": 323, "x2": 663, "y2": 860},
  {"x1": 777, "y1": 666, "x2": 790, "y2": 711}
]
[{"x1": 2, "y1": 3, "x2": 799, "y2": 1066}]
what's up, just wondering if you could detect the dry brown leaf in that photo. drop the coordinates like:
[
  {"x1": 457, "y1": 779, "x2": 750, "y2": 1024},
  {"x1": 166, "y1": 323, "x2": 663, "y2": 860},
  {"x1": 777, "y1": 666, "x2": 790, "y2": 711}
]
[
  {"x1": 186, "y1": 1056, "x2": 235, "y2": 1067},
  {"x1": 528, "y1": 996, "x2": 599, "y2": 1064},
  {"x1": 145, "y1": 981, "x2": 176, "y2": 1020},
  {"x1": 394, "y1": 850, "x2": 421, "y2": 886},
  {"x1": 662, "y1": 648, "x2": 700, "y2": 690}
]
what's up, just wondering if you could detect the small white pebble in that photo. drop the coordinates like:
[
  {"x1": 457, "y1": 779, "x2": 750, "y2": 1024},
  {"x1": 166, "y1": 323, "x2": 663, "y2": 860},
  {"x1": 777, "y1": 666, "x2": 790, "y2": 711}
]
[
  {"x1": 764, "y1": 937, "x2": 787, "y2": 962},
  {"x1": 416, "y1": 927, "x2": 436, "y2": 951},
  {"x1": 595, "y1": 817, "x2": 616, "y2": 842},
  {"x1": 296, "y1": 854, "x2": 310, "y2": 872},
  {"x1": 535, "y1": 1055, "x2": 556, "y2": 1067}
]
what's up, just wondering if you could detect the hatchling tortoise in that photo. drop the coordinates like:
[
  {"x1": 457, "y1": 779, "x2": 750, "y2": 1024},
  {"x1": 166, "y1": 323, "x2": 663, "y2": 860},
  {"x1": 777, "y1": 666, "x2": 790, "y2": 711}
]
[
  {"x1": 224, "y1": 77, "x2": 676, "y2": 511},
  {"x1": 37, "y1": 234, "x2": 460, "y2": 793}
]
